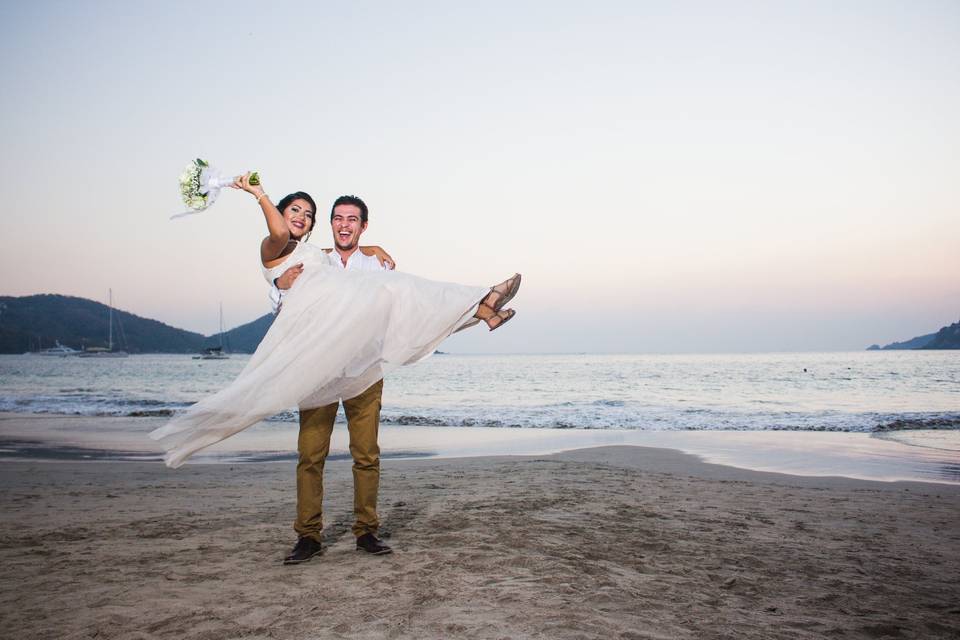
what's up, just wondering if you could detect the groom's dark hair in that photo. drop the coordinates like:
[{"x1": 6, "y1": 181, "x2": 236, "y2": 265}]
[{"x1": 331, "y1": 195, "x2": 368, "y2": 224}]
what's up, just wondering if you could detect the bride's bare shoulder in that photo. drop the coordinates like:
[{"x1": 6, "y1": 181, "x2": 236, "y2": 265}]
[{"x1": 261, "y1": 238, "x2": 298, "y2": 268}]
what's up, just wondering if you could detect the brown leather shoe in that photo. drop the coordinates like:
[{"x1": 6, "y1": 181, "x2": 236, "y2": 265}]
[
  {"x1": 356, "y1": 533, "x2": 393, "y2": 555},
  {"x1": 283, "y1": 536, "x2": 323, "y2": 564}
]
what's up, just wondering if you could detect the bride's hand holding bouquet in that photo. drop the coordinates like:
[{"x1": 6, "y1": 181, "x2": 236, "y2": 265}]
[
  {"x1": 232, "y1": 172, "x2": 315, "y2": 261},
  {"x1": 233, "y1": 171, "x2": 267, "y2": 202}
]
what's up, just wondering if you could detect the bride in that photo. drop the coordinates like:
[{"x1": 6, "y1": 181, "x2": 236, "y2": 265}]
[{"x1": 151, "y1": 174, "x2": 521, "y2": 468}]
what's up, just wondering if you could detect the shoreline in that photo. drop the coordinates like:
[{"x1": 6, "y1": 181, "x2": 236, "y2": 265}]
[
  {"x1": 1, "y1": 411, "x2": 959, "y2": 485},
  {"x1": 1, "y1": 449, "x2": 958, "y2": 639}
]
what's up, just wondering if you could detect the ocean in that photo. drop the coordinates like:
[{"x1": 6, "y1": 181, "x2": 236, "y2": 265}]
[
  {"x1": 1, "y1": 351, "x2": 958, "y2": 482},
  {"x1": 1, "y1": 351, "x2": 957, "y2": 433}
]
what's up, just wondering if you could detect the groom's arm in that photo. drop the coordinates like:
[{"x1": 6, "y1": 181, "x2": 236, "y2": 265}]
[
  {"x1": 269, "y1": 285, "x2": 282, "y2": 315},
  {"x1": 272, "y1": 246, "x2": 397, "y2": 312},
  {"x1": 270, "y1": 263, "x2": 304, "y2": 314},
  {"x1": 361, "y1": 246, "x2": 396, "y2": 270}
]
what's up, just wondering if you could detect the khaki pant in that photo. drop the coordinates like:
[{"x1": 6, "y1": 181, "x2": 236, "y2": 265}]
[{"x1": 294, "y1": 379, "x2": 383, "y2": 540}]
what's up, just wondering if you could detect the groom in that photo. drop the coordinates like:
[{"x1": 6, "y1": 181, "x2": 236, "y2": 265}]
[{"x1": 273, "y1": 195, "x2": 394, "y2": 563}]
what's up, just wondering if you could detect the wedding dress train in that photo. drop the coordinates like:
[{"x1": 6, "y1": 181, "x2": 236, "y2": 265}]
[{"x1": 151, "y1": 242, "x2": 488, "y2": 467}]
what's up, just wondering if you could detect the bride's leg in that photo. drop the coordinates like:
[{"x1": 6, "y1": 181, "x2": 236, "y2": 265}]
[
  {"x1": 474, "y1": 304, "x2": 516, "y2": 331},
  {"x1": 479, "y1": 273, "x2": 522, "y2": 311},
  {"x1": 474, "y1": 303, "x2": 494, "y2": 321}
]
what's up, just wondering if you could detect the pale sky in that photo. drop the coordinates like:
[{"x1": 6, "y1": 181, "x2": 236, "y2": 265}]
[{"x1": 1, "y1": 1, "x2": 957, "y2": 353}]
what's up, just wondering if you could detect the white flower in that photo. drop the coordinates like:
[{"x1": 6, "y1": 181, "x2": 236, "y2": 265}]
[{"x1": 175, "y1": 158, "x2": 237, "y2": 215}]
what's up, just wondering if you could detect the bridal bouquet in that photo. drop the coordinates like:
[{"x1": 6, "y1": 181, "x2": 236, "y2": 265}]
[{"x1": 172, "y1": 159, "x2": 259, "y2": 219}]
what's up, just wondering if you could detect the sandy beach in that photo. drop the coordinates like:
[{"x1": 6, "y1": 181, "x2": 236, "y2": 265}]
[{"x1": 2, "y1": 444, "x2": 958, "y2": 639}]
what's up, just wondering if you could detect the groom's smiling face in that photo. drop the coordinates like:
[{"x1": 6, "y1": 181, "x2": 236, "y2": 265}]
[{"x1": 331, "y1": 204, "x2": 367, "y2": 251}]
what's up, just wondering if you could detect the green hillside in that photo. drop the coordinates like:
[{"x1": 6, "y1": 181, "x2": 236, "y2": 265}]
[
  {"x1": 219, "y1": 313, "x2": 275, "y2": 353},
  {"x1": 867, "y1": 320, "x2": 960, "y2": 351},
  {"x1": 923, "y1": 321, "x2": 960, "y2": 349},
  {"x1": 0, "y1": 294, "x2": 273, "y2": 354}
]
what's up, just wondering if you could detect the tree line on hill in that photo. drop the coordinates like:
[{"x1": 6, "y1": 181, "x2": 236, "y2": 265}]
[
  {"x1": 1, "y1": 294, "x2": 956, "y2": 354},
  {"x1": 867, "y1": 320, "x2": 960, "y2": 350},
  {"x1": 0, "y1": 294, "x2": 274, "y2": 354}
]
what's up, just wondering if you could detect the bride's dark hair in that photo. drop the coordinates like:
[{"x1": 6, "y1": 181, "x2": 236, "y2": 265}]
[{"x1": 276, "y1": 191, "x2": 317, "y2": 241}]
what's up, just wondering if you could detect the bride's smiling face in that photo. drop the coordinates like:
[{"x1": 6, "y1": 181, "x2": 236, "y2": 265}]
[{"x1": 283, "y1": 199, "x2": 315, "y2": 239}]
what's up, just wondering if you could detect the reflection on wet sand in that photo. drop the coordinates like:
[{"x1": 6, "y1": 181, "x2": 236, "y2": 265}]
[{"x1": 1, "y1": 412, "x2": 958, "y2": 485}]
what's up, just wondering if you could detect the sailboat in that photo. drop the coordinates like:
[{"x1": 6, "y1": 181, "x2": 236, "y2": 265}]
[
  {"x1": 79, "y1": 289, "x2": 129, "y2": 358},
  {"x1": 194, "y1": 303, "x2": 230, "y2": 360},
  {"x1": 30, "y1": 340, "x2": 81, "y2": 357}
]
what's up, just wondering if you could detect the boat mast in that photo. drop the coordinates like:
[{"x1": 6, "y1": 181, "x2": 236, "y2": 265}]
[
  {"x1": 219, "y1": 302, "x2": 224, "y2": 349},
  {"x1": 108, "y1": 289, "x2": 113, "y2": 351}
]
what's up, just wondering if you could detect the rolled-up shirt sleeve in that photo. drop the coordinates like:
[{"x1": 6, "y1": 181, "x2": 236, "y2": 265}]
[{"x1": 269, "y1": 284, "x2": 283, "y2": 315}]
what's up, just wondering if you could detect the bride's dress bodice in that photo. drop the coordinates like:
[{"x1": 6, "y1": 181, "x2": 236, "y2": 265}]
[{"x1": 261, "y1": 241, "x2": 334, "y2": 285}]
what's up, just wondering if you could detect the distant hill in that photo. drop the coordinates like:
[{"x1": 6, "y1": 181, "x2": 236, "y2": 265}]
[
  {"x1": 219, "y1": 313, "x2": 275, "y2": 353},
  {"x1": 866, "y1": 333, "x2": 936, "y2": 350},
  {"x1": 924, "y1": 321, "x2": 960, "y2": 349},
  {"x1": 0, "y1": 294, "x2": 273, "y2": 354},
  {"x1": 867, "y1": 320, "x2": 960, "y2": 351}
]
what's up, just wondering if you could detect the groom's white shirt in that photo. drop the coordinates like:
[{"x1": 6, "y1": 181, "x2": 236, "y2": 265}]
[
  {"x1": 269, "y1": 247, "x2": 387, "y2": 314},
  {"x1": 328, "y1": 249, "x2": 389, "y2": 272}
]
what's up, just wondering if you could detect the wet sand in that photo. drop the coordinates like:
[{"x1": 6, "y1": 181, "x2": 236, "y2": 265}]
[
  {"x1": 1, "y1": 446, "x2": 958, "y2": 639},
  {"x1": 2, "y1": 412, "x2": 958, "y2": 484}
]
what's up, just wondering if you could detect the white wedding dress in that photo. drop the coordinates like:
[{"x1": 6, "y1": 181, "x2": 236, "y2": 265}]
[{"x1": 151, "y1": 241, "x2": 488, "y2": 467}]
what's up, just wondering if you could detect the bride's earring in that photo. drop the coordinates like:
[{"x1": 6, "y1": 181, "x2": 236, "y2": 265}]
[{"x1": 302, "y1": 230, "x2": 312, "y2": 243}]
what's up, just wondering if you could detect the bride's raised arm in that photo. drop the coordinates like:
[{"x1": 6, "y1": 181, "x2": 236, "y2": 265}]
[{"x1": 233, "y1": 172, "x2": 290, "y2": 263}]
